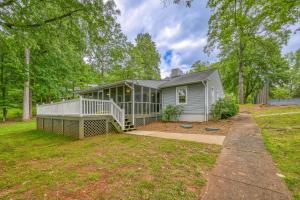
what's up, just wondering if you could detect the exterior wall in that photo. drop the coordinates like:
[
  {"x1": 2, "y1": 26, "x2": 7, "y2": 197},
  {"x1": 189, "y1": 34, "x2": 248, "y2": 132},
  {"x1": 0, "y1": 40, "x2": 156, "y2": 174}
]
[
  {"x1": 36, "y1": 115, "x2": 120, "y2": 139},
  {"x1": 161, "y1": 82, "x2": 205, "y2": 122},
  {"x1": 207, "y1": 70, "x2": 225, "y2": 112}
]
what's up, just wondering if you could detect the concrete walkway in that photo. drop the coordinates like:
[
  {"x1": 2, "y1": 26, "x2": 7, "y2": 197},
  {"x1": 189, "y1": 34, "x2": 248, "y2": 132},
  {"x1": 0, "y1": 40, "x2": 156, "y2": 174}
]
[
  {"x1": 202, "y1": 113, "x2": 292, "y2": 200},
  {"x1": 127, "y1": 130, "x2": 225, "y2": 145}
]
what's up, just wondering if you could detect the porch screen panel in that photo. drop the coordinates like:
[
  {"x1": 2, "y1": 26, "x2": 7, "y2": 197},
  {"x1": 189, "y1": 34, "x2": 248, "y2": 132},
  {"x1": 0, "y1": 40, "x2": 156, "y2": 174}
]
[
  {"x1": 151, "y1": 89, "x2": 156, "y2": 113},
  {"x1": 117, "y1": 86, "x2": 123, "y2": 103},
  {"x1": 134, "y1": 85, "x2": 142, "y2": 114},
  {"x1": 93, "y1": 92, "x2": 98, "y2": 99},
  {"x1": 104, "y1": 89, "x2": 110, "y2": 100},
  {"x1": 110, "y1": 88, "x2": 117, "y2": 102},
  {"x1": 143, "y1": 87, "x2": 149, "y2": 114},
  {"x1": 156, "y1": 91, "x2": 161, "y2": 112},
  {"x1": 124, "y1": 86, "x2": 131, "y2": 114}
]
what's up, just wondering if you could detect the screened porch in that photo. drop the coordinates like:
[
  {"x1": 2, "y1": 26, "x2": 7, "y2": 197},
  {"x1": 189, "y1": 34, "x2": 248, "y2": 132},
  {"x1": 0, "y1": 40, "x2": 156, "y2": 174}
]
[{"x1": 80, "y1": 82, "x2": 162, "y2": 117}]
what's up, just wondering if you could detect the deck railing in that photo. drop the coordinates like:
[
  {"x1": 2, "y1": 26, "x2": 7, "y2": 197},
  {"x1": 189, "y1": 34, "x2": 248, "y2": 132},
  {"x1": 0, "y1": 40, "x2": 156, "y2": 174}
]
[
  {"x1": 118, "y1": 102, "x2": 161, "y2": 115},
  {"x1": 37, "y1": 98, "x2": 125, "y2": 129}
]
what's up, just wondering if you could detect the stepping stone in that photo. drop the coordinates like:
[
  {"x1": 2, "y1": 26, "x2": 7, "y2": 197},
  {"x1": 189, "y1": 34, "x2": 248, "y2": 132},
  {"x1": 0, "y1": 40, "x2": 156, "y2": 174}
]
[{"x1": 180, "y1": 124, "x2": 193, "y2": 128}]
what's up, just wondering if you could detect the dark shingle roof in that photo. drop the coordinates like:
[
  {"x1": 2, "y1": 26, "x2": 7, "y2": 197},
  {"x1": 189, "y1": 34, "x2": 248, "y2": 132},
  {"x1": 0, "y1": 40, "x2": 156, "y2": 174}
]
[
  {"x1": 77, "y1": 79, "x2": 167, "y2": 94},
  {"x1": 126, "y1": 80, "x2": 167, "y2": 89},
  {"x1": 158, "y1": 68, "x2": 217, "y2": 88},
  {"x1": 77, "y1": 69, "x2": 217, "y2": 94}
]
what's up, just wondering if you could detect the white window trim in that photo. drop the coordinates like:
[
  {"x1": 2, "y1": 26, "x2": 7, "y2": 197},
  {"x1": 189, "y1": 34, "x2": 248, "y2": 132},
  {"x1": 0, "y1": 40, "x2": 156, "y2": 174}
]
[{"x1": 176, "y1": 86, "x2": 188, "y2": 105}]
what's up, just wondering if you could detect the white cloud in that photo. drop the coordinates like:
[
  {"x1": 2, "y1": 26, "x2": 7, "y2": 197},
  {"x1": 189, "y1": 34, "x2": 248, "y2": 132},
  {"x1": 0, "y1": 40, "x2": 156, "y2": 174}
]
[
  {"x1": 170, "y1": 37, "x2": 207, "y2": 50},
  {"x1": 156, "y1": 24, "x2": 182, "y2": 42},
  {"x1": 114, "y1": 0, "x2": 300, "y2": 78}
]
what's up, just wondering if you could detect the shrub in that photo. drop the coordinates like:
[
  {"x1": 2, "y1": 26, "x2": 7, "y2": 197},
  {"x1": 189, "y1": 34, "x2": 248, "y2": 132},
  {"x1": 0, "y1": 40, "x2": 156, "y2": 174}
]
[
  {"x1": 211, "y1": 98, "x2": 239, "y2": 120},
  {"x1": 162, "y1": 105, "x2": 183, "y2": 121}
]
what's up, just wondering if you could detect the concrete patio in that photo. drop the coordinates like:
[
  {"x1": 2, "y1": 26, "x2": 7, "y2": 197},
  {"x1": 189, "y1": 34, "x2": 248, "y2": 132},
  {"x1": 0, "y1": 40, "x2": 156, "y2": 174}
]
[{"x1": 127, "y1": 130, "x2": 226, "y2": 145}]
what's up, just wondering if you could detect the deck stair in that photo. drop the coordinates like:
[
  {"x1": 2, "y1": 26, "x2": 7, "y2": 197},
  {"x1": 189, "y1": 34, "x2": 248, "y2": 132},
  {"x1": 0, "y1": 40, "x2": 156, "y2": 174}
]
[{"x1": 123, "y1": 118, "x2": 136, "y2": 132}]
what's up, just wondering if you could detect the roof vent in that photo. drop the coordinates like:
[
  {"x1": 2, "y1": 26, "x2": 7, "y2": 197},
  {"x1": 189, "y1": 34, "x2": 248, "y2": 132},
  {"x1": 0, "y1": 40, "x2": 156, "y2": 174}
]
[{"x1": 170, "y1": 68, "x2": 183, "y2": 78}]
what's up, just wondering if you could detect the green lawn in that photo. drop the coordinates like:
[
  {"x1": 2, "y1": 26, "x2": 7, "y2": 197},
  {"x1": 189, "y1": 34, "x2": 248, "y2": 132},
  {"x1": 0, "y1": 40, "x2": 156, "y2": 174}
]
[
  {"x1": 254, "y1": 106, "x2": 300, "y2": 200},
  {"x1": 0, "y1": 121, "x2": 221, "y2": 199}
]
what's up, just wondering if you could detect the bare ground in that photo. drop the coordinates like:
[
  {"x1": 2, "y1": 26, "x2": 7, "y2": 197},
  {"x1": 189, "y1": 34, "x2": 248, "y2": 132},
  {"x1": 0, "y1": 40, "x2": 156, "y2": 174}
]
[{"x1": 137, "y1": 119, "x2": 233, "y2": 136}]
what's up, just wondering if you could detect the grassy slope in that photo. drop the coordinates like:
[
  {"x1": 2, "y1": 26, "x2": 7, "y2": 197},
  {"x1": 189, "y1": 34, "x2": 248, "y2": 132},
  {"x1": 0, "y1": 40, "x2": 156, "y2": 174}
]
[
  {"x1": 0, "y1": 121, "x2": 221, "y2": 200},
  {"x1": 253, "y1": 105, "x2": 300, "y2": 200}
]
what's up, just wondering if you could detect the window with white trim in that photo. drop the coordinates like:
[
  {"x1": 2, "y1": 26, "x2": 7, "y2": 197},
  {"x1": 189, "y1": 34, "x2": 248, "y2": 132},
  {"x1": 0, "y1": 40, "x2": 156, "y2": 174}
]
[{"x1": 176, "y1": 86, "x2": 187, "y2": 105}]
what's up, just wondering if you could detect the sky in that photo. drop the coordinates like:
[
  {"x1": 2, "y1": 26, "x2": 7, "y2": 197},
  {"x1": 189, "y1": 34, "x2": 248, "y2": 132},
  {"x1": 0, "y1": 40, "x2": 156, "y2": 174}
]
[{"x1": 114, "y1": 0, "x2": 300, "y2": 78}]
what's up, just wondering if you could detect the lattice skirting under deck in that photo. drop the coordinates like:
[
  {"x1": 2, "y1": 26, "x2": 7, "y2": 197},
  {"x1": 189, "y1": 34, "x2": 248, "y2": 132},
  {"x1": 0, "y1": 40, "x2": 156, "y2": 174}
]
[
  {"x1": 36, "y1": 116, "x2": 121, "y2": 139},
  {"x1": 84, "y1": 119, "x2": 106, "y2": 137},
  {"x1": 134, "y1": 116, "x2": 161, "y2": 127}
]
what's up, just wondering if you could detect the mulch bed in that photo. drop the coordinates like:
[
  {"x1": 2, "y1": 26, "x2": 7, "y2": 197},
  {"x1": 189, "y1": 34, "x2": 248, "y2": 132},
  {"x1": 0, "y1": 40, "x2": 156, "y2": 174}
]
[{"x1": 137, "y1": 119, "x2": 233, "y2": 136}]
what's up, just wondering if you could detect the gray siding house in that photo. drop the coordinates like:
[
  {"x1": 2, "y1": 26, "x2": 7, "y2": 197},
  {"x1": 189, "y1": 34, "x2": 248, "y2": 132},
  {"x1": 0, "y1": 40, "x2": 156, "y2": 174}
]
[
  {"x1": 36, "y1": 68, "x2": 224, "y2": 138},
  {"x1": 160, "y1": 68, "x2": 224, "y2": 122}
]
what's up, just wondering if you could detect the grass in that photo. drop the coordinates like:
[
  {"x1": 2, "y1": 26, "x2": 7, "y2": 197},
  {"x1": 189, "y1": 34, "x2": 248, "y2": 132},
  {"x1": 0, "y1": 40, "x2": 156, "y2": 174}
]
[
  {"x1": 253, "y1": 105, "x2": 300, "y2": 200},
  {"x1": 0, "y1": 120, "x2": 221, "y2": 199}
]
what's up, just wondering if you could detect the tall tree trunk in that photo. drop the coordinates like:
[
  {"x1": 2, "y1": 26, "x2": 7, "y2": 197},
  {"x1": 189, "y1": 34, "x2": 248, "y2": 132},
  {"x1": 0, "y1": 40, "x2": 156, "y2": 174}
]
[
  {"x1": 22, "y1": 48, "x2": 30, "y2": 121},
  {"x1": 238, "y1": 42, "x2": 245, "y2": 104},
  {"x1": 1, "y1": 54, "x2": 7, "y2": 122}
]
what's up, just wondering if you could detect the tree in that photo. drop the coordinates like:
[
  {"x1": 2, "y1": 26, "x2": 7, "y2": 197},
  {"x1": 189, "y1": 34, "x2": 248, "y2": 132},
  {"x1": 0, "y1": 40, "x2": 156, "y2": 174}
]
[
  {"x1": 0, "y1": 0, "x2": 123, "y2": 120},
  {"x1": 215, "y1": 37, "x2": 289, "y2": 102},
  {"x1": 166, "y1": 0, "x2": 299, "y2": 103},
  {"x1": 285, "y1": 49, "x2": 300, "y2": 97},
  {"x1": 190, "y1": 60, "x2": 210, "y2": 73},
  {"x1": 127, "y1": 33, "x2": 161, "y2": 80}
]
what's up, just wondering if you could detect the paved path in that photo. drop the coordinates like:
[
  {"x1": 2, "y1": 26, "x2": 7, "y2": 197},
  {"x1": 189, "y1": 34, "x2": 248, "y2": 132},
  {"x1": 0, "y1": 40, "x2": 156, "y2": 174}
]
[
  {"x1": 127, "y1": 130, "x2": 225, "y2": 145},
  {"x1": 202, "y1": 113, "x2": 292, "y2": 200}
]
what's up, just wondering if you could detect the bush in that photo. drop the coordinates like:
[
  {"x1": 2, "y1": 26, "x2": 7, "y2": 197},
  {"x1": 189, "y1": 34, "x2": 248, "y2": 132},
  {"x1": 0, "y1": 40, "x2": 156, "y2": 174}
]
[
  {"x1": 211, "y1": 98, "x2": 239, "y2": 120},
  {"x1": 162, "y1": 105, "x2": 183, "y2": 121}
]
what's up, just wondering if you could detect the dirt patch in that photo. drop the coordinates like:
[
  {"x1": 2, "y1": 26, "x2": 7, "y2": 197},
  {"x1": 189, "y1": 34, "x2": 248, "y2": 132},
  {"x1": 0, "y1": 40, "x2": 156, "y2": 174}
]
[{"x1": 137, "y1": 120, "x2": 233, "y2": 136}]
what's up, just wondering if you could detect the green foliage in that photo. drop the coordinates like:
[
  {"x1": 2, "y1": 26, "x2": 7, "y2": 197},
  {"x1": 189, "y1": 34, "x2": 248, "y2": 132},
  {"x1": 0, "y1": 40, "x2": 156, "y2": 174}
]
[
  {"x1": 205, "y1": 0, "x2": 299, "y2": 103},
  {"x1": 211, "y1": 98, "x2": 239, "y2": 120},
  {"x1": 270, "y1": 87, "x2": 292, "y2": 99},
  {"x1": 189, "y1": 60, "x2": 210, "y2": 73},
  {"x1": 0, "y1": 0, "x2": 162, "y2": 121},
  {"x1": 126, "y1": 33, "x2": 161, "y2": 80},
  {"x1": 162, "y1": 105, "x2": 183, "y2": 121}
]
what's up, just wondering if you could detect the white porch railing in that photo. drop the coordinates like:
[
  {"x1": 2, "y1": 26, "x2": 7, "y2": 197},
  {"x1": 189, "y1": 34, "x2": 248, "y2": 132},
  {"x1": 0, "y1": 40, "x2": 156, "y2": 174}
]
[{"x1": 37, "y1": 98, "x2": 125, "y2": 130}]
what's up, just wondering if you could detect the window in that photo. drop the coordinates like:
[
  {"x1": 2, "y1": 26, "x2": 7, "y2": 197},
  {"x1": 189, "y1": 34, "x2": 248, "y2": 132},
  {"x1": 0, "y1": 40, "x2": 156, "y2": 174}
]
[{"x1": 176, "y1": 86, "x2": 187, "y2": 105}]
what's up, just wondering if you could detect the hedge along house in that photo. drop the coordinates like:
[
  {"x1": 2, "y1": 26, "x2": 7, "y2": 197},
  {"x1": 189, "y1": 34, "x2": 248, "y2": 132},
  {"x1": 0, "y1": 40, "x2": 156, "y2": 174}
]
[{"x1": 36, "y1": 68, "x2": 224, "y2": 138}]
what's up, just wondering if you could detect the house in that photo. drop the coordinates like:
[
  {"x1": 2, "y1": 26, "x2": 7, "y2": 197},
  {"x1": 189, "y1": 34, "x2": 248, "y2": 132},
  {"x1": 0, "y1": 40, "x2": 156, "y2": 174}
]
[{"x1": 36, "y1": 68, "x2": 224, "y2": 138}]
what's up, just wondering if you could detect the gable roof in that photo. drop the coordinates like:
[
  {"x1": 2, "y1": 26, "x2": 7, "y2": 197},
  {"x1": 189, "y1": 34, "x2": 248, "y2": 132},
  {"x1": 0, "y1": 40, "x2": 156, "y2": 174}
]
[
  {"x1": 77, "y1": 79, "x2": 167, "y2": 94},
  {"x1": 77, "y1": 68, "x2": 218, "y2": 94},
  {"x1": 158, "y1": 68, "x2": 217, "y2": 88}
]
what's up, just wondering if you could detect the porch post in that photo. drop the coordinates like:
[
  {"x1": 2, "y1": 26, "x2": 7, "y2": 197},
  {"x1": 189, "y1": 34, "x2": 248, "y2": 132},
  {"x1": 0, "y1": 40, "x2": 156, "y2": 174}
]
[
  {"x1": 132, "y1": 83, "x2": 135, "y2": 125},
  {"x1": 141, "y1": 86, "x2": 143, "y2": 114},
  {"x1": 149, "y1": 88, "x2": 151, "y2": 115}
]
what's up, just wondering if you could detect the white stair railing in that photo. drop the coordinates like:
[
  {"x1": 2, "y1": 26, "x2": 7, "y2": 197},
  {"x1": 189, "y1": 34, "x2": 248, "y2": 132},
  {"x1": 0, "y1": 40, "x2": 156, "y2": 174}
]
[{"x1": 37, "y1": 97, "x2": 125, "y2": 130}]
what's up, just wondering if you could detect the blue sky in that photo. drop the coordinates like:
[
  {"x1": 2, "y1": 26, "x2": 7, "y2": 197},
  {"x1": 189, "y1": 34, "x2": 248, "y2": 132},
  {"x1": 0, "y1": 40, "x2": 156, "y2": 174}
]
[{"x1": 115, "y1": 0, "x2": 300, "y2": 78}]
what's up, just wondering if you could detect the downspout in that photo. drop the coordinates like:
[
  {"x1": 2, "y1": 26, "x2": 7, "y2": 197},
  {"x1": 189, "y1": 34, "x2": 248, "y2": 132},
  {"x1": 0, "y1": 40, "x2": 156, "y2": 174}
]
[{"x1": 201, "y1": 81, "x2": 208, "y2": 122}]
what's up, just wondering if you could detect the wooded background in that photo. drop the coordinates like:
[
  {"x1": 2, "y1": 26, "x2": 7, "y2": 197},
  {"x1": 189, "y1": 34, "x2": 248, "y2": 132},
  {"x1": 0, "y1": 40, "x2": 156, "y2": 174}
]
[{"x1": 0, "y1": 0, "x2": 299, "y2": 121}]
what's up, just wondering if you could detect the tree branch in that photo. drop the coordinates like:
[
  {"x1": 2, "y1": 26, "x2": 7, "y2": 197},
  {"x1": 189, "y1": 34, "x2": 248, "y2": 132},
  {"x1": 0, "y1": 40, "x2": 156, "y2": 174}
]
[
  {"x1": 1, "y1": 8, "x2": 83, "y2": 29},
  {"x1": 0, "y1": 0, "x2": 15, "y2": 8}
]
